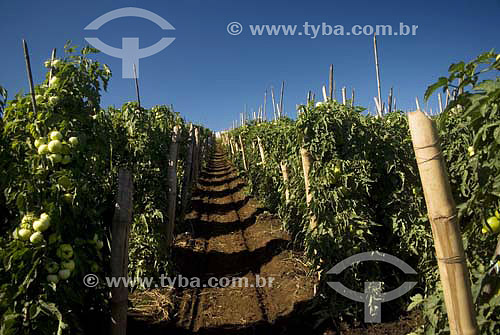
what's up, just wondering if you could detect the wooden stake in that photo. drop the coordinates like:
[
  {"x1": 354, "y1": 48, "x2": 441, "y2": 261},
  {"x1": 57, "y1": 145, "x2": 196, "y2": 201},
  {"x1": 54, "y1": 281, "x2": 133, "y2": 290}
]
[
  {"x1": 373, "y1": 34, "x2": 383, "y2": 117},
  {"x1": 351, "y1": 88, "x2": 355, "y2": 107},
  {"x1": 408, "y1": 110, "x2": 478, "y2": 335},
  {"x1": 271, "y1": 87, "x2": 277, "y2": 121},
  {"x1": 322, "y1": 85, "x2": 328, "y2": 102},
  {"x1": 257, "y1": 136, "x2": 266, "y2": 165},
  {"x1": 342, "y1": 87, "x2": 347, "y2": 105},
  {"x1": 110, "y1": 169, "x2": 133, "y2": 335},
  {"x1": 438, "y1": 93, "x2": 444, "y2": 114},
  {"x1": 166, "y1": 125, "x2": 181, "y2": 248},
  {"x1": 192, "y1": 127, "x2": 201, "y2": 184},
  {"x1": 279, "y1": 80, "x2": 285, "y2": 117},
  {"x1": 329, "y1": 64, "x2": 334, "y2": 100},
  {"x1": 133, "y1": 63, "x2": 141, "y2": 108},
  {"x1": 300, "y1": 147, "x2": 317, "y2": 230},
  {"x1": 22, "y1": 40, "x2": 37, "y2": 116},
  {"x1": 239, "y1": 135, "x2": 247, "y2": 171},
  {"x1": 48, "y1": 48, "x2": 56, "y2": 83},
  {"x1": 280, "y1": 161, "x2": 291, "y2": 203},
  {"x1": 264, "y1": 90, "x2": 267, "y2": 121},
  {"x1": 388, "y1": 87, "x2": 393, "y2": 114}
]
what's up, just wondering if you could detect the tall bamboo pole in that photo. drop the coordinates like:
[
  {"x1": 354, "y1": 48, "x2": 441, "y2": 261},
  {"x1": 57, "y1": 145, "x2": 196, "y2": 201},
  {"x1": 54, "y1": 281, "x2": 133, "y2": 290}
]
[
  {"x1": 22, "y1": 40, "x2": 37, "y2": 116},
  {"x1": 264, "y1": 90, "x2": 267, "y2": 121},
  {"x1": 48, "y1": 48, "x2": 56, "y2": 83},
  {"x1": 342, "y1": 87, "x2": 347, "y2": 105},
  {"x1": 408, "y1": 109, "x2": 478, "y2": 335},
  {"x1": 300, "y1": 147, "x2": 317, "y2": 230},
  {"x1": 280, "y1": 161, "x2": 291, "y2": 203},
  {"x1": 271, "y1": 87, "x2": 277, "y2": 121},
  {"x1": 133, "y1": 63, "x2": 141, "y2": 108},
  {"x1": 279, "y1": 80, "x2": 285, "y2": 118},
  {"x1": 438, "y1": 93, "x2": 444, "y2": 114},
  {"x1": 110, "y1": 169, "x2": 133, "y2": 335},
  {"x1": 329, "y1": 64, "x2": 334, "y2": 101},
  {"x1": 239, "y1": 135, "x2": 247, "y2": 171},
  {"x1": 257, "y1": 136, "x2": 266, "y2": 165},
  {"x1": 373, "y1": 34, "x2": 383, "y2": 117}
]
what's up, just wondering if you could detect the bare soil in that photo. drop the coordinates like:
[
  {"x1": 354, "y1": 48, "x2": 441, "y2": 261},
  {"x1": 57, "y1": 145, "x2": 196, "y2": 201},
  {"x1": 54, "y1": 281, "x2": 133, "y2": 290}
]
[{"x1": 127, "y1": 149, "x2": 421, "y2": 334}]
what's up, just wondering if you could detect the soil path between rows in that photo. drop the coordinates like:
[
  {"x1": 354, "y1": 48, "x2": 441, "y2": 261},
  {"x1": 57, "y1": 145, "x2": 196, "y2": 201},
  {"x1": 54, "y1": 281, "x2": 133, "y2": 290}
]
[{"x1": 128, "y1": 149, "x2": 317, "y2": 334}]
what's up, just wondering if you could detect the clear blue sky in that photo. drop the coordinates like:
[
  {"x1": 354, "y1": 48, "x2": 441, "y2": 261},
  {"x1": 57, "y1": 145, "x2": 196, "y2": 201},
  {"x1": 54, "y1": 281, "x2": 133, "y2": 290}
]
[{"x1": 1, "y1": 0, "x2": 499, "y2": 131}]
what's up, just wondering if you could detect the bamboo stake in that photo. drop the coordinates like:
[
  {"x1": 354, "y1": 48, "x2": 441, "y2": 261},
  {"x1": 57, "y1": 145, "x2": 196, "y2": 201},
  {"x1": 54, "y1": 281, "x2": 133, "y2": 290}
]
[
  {"x1": 192, "y1": 127, "x2": 201, "y2": 184},
  {"x1": 239, "y1": 135, "x2": 247, "y2": 171},
  {"x1": 257, "y1": 136, "x2": 266, "y2": 165},
  {"x1": 446, "y1": 89, "x2": 451, "y2": 107},
  {"x1": 264, "y1": 90, "x2": 267, "y2": 121},
  {"x1": 388, "y1": 87, "x2": 393, "y2": 114},
  {"x1": 271, "y1": 87, "x2": 277, "y2": 120},
  {"x1": 342, "y1": 87, "x2": 347, "y2": 105},
  {"x1": 180, "y1": 124, "x2": 194, "y2": 222},
  {"x1": 300, "y1": 147, "x2": 317, "y2": 230},
  {"x1": 48, "y1": 48, "x2": 56, "y2": 83},
  {"x1": 438, "y1": 93, "x2": 444, "y2": 114},
  {"x1": 408, "y1": 109, "x2": 478, "y2": 335},
  {"x1": 279, "y1": 80, "x2": 285, "y2": 117},
  {"x1": 110, "y1": 169, "x2": 133, "y2": 335},
  {"x1": 280, "y1": 161, "x2": 291, "y2": 203},
  {"x1": 22, "y1": 40, "x2": 37, "y2": 116},
  {"x1": 373, "y1": 34, "x2": 383, "y2": 117},
  {"x1": 329, "y1": 64, "x2": 334, "y2": 101},
  {"x1": 166, "y1": 125, "x2": 181, "y2": 248},
  {"x1": 133, "y1": 63, "x2": 141, "y2": 108},
  {"x1": 351, "y1": 88, "x2": 355, "y2": 107},
  {"x1": 322, "y1": 85, "x2": 328, "y2": 102}
]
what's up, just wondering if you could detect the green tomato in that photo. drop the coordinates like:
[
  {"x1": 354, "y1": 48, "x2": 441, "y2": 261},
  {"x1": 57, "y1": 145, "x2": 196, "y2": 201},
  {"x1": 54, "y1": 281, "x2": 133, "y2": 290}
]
[
  {"x1": 495, "y1": 210, "x2": 500, "y2": 219},
  {"x1": 45, "y1": 261, "x2": 59, "y2": 274},
  {"x1": 57, "y1": 244, "x2": 74, "y2": 259},
  {"x1": 485, "y1": 216, "x2": 500, "y2": 233},
  {"x1": 21, "y1": 213, "x2": 36, "y2": 227},
  {"x1": 49, "y1": 76, "x2": 59, "y2": 87},
  {"x1": 30, "y1": 232, "x2": 44, "y2": 244},
  {"x1": 50, "y1": 131, "x2": 63, "y2": 141},
  {"x1": 46, "y1": 274, "x2": 59, "y2": 284},
  {"x1": 49, "y1": 153, "x2": 62, "y2": 164},
  {"x1": 12, "y1": 228, "x2": 19, "y2": 239},
  {"x1": 68, "y1": 137, "x2": 79, "y2": 147},
  {"x1": 48, "y1": 96, "x2": 59, "y2": 105},
  {"x1": 61, "y1": 260, "x2": 75, "y2": 271},
  {"x1": 33, "y1": 219, "x2": 50, "y2": 232},
  {"x1": 48, "y1": 140, "x2": 63, "y2": 153},
  {"x1": 18, "y1": 228, "x2": 32, "y2": 240},
  {"x1": 58, "y1": 269, "x2": 71, "y2": 280},
  {"x1": 38, "y1": 144, "x2": 49, "y2": 155},
  {"x1": 34, "y1": 137, "x2": 46, "y2": 148}
]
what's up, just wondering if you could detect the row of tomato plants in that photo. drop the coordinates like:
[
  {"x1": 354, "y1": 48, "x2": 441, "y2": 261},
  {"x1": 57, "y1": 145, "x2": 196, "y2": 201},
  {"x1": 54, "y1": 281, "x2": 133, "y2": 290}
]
[
  {"x1": 225, "y1": 51, "x2": 500, "y2": 334},
  {"x1": 0, "y1": 45, "x2": 211, "y2": 334}
]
